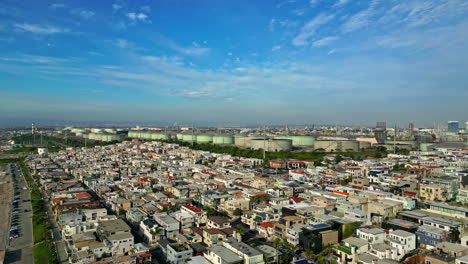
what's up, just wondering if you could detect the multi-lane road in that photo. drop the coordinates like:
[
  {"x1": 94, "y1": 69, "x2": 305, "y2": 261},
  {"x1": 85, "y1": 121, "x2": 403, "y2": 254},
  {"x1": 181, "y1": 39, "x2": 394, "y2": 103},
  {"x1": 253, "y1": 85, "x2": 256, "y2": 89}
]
[{"x1": 4, "y1": 163, "x2": 34, "y2": 264}]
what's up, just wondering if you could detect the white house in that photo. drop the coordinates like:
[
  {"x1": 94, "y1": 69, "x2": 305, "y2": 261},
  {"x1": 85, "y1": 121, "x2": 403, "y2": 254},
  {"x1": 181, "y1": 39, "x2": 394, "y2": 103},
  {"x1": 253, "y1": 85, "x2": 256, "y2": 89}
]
[
  {"x1": 357, "y1": 228, "x2": 386, "y2": 244},
  {"x1": 387, "y1": 229, "x2": 416, "y2": 258}
]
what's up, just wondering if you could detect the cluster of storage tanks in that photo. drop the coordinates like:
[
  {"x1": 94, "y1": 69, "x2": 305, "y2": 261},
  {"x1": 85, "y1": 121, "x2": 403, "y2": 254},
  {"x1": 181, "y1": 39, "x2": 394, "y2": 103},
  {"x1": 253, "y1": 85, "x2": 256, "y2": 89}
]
[
  {"x1": 127, "y1": 131, "x2": 372, "y2": 152},
  {"x1": 129, "y1": 131, "x2": 320, "y2": 151}
]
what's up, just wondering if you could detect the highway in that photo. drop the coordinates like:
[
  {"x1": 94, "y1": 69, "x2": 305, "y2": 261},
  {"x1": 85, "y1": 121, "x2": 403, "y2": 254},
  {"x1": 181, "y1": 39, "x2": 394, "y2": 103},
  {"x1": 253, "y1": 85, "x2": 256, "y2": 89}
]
[{"x1": 5, "y1": 163, "x2": 34, "y2": 264}]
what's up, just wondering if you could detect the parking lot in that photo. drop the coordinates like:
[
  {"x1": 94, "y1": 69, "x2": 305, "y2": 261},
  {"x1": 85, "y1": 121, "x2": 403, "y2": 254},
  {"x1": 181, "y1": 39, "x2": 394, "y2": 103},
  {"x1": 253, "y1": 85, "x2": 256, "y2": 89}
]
[
  {"x1": 0, "y1": 164, "x2": 13, "y2": 255},
  {"x1": 5, "y1": 163, "x2": 34, "y2": 264}
]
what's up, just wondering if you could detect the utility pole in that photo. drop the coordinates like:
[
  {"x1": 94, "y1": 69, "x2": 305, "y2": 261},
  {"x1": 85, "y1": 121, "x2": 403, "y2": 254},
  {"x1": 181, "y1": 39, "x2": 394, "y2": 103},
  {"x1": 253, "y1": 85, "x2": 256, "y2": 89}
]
[
  {"x1": 263, "y1": 126, "x2": 266, "y2": 160},
  {"x1": 394, "y1": 124, "x2": 397, "y2": 154},
  {"x1": 191, "y1": 123, "x2": 194, "y2": 147}
]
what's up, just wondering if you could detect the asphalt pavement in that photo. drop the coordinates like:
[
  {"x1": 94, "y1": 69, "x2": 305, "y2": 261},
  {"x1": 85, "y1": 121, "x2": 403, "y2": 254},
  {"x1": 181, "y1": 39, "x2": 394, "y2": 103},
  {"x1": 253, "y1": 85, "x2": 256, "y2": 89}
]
[{"x1": 5, "y1": 163, "x2": 34, "y2": 264}]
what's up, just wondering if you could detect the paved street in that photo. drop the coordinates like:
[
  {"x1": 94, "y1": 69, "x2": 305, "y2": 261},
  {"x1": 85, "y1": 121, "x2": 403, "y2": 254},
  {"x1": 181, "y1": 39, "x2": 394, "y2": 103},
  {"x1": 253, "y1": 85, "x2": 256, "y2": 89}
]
[
  {"x1": 5, "y1": 163, "x2": 34, "y2": 264},
  {"x1": 42, "y1": 193, "x2": 68, "y2": 264}
]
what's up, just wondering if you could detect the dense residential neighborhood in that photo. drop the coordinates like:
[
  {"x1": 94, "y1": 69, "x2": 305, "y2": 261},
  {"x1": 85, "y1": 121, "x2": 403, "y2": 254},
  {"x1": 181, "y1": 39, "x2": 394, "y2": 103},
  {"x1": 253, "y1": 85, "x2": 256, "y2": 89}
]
[{"x1": 7, "y1": 138, "x2": 468, "y2": 264}]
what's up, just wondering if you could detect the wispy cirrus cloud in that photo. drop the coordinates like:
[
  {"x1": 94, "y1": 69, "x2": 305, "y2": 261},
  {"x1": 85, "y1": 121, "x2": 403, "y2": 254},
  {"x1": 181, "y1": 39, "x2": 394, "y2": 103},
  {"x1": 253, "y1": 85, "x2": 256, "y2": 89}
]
[
  {"x1": 312, "y1": 36, "x2": 339, "y2": 47},
  {"x1": 272, "y1": 45, "x2": 281, "y2": 51},
  {"x1": 388, "y1": 0, "x2": 468, "y2": 28},
  {"x1": 342, "y1": 0, "x2": 380, "y2": 33},
  {"x1": 310, "y1": 0, "x2": 320, "y2": 6},
  {"x1": 0, "y1": 54, "x2": 68, "y2": 64},
  {"x1": 71, "y1": 8, "x2": 95, "y2": 19},
  {"x1": 49, "y1": 3, "x2": 66, "y2": 9},
  {"x1": 154, "y1": 35, "x2": 210, "y2": 56},
  {"x1": 14, "y1": 23, "x2": 69, "y2": 34},
  {"x1": 292, "y1": 13, "x2": 335, "y2": 46},
  {"x1": 333, "y1": 0, "x2": 351, "y2": 8},
  {"x1": 140, "y1": 6, "x2": 151, "y2": 13},
  {"x1": 110, "y1": 39, "x2": 129, "y2": 48}
]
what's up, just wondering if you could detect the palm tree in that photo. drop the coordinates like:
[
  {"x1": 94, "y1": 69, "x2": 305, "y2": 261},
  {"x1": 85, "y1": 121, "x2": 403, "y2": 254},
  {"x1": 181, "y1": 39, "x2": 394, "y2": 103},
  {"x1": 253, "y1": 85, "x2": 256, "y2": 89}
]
[
  {"x1": 273, "y1": 238, "x2": 282, "y2": 264},
  {"x1": 236, "y1": 225, "x2": 246, "y2": 237}
]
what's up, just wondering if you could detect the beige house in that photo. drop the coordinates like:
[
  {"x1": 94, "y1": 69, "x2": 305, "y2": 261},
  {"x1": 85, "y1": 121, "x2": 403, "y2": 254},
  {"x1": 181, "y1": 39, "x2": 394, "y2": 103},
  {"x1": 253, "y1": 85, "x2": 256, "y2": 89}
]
[
  {"x1": 367, "y1": 203, "x2": 395, "y2": 218},
  {"x1": 223, "y1": 199, "x2": 250, "y2": 216},
  {"x1": 420, "y1": 184, "x2": 447, "y2": 201}
]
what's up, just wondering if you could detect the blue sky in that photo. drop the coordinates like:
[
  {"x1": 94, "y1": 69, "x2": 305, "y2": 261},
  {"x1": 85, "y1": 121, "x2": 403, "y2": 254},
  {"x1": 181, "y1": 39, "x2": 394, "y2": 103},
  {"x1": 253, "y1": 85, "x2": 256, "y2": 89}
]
[{"x1": 0, "y1": 0, "x2": 467, "y2": 126}]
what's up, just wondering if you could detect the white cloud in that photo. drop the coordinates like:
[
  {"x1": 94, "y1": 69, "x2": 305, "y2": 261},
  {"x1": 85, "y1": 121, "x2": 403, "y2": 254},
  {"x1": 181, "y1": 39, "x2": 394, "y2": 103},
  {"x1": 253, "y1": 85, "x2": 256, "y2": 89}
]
[
  {"x1": 0, "y1": 54, "x2": 67, "y2": 64},
  {"x1": 155, "y1": 35, "x2": 210, "y2": 56},
  {"x1": 333, "y1": 0, "x2": 351, "y2": 8},
  {"x1": 342, "y1": 0, "x2": 379, "y2": 33},
  {"x1": 310, "y1": 0, "x2": 320, "y2": 5},
  {"x1": 269, "y1": 19, "x2": 276, "y2": 32},
  {"x1": 0, "y1": 37, "x2": 14, "y2": 42},
  {"x1": 112, "y1": 39, "x2": 128, "y2": 48},
  {"x1": 292, "y1": 13, "x2": 335, "y2": 46},
  {"x1": 71, "y1": 8, "x2": 95, "y2": 19},
  {"x1": 388, "y1": 0, "x2": 468, "y2": 28},
  {"x1": 272, "y1": 45, "x2": 281, "y2": 51},
  {"x1": 312, "y1": 36, "x2": 339, "y2": 47},
  {"x1": 112, "y1": 4, "x2": 122, "y2": 10},
  {"x1": 292, "y1": 9, "x2": 306, "y2": 16},
  {"x1": 178, "y1": 46, "x2": 210, "y2": 56},
  {"x1": 328, "y1": 49, "x2": 337, "y2": 55},
  {"x1": 14, "y1": 23, "x2": 69, "y2": 34},
  {"x1": 276, "y1": 0, "x2": 296, "y2": 8},
  {"x1": 127, "y1": 12, "x2": 148, "y2": 22},
  {"x1": 140, "y1": 6, "x2": 151, "y2": 13},
  {"x1": 49, "y1": 3, "x2": 66, "y2": 9}
]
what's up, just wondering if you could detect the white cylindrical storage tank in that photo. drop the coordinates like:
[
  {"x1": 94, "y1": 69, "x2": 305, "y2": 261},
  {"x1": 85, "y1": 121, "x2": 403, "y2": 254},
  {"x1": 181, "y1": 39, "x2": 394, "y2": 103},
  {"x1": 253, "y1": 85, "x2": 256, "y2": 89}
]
[
  {"x1": 249, "y1": 139, "x2": 292, "y2": 152},
  {"x1": 235, "y1": 136, "x2": 254, "y2": 147},
  {"x1": 196, "y1": 135, "x2": 213, "y2": 143},
  {"x1": 213, "y1": 136, "x2": 235, "y2": 145},
  {"x1": 182, "y1": 134, "x2": 196, "y2": 142},
  {"x1": 176, "y1": 134, "x2": 184, "y2": 140},
  {"x1": 314, "y1": 140, "x2": 359, "y2": 152}
]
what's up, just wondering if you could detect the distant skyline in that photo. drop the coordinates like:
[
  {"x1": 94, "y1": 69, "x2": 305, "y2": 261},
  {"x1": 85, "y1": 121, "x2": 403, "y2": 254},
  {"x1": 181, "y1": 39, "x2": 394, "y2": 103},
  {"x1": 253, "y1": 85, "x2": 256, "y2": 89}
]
[{"x1": 1, "y1": 0, "x2": 467, "y2": 126}]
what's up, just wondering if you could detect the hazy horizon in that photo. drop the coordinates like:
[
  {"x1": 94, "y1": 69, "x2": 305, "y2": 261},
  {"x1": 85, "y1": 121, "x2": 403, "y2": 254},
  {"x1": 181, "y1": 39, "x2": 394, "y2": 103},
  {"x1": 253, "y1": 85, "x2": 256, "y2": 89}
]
[{"x1": 1, "y1": 0, "x2": 467, "y2": 125}]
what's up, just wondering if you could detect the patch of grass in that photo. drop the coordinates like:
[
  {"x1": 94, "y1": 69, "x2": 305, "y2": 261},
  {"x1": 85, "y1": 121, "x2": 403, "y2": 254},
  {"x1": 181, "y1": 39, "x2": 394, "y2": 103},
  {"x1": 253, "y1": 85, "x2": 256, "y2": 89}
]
[
  {"x1": 48, "y1": 147, "x2": 64, "y2": 152},
  {"x1": 34, "y1": 241, "x2": 58, "y2": 264},
  {"x1": 33, "y1": 222, "x2": 48, "y2": 243},
  {"x1": 5, "y1": 147, "x2": 37, "y2": 153}
]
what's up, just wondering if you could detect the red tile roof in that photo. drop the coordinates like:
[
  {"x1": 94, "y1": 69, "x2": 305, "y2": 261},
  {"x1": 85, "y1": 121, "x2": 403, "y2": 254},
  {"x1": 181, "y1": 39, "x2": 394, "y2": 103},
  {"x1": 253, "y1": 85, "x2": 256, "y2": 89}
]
[
  {"x1": 182, "y1": 204, "x2": 202, "y2": 213},
  {"x1": 259, "y1": 222, "x2": 274, "y2": 228},
  {"x1": 75, "y1": 192, "x2": 92, "y2": 199},
  {"x1": 52, "y1": 197, "x2": 66, "y2": 204}
]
